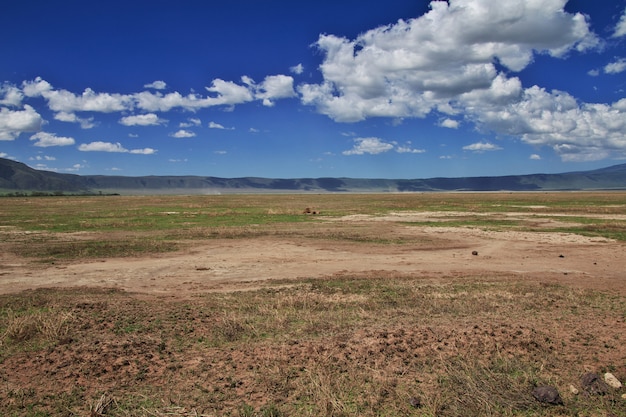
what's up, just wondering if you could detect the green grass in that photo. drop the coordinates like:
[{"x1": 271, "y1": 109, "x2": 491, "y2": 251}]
[{"x1": 1, "y1": 193, "x2": 625, "y2": 263}]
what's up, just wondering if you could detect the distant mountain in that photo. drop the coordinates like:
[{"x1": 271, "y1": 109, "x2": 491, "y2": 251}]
[{"x1": 1, "y1": 157, "x2": 625, "y2": 194}]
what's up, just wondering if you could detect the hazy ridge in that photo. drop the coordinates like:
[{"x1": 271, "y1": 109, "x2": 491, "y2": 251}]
[{"x1": 1, "y1": 157, "x2": 625, "y2": 194}]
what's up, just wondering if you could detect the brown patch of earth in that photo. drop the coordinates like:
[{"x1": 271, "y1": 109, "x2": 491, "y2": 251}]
[
  {"x1": 1, "y1": 212, "x2": 625, "y2": 415},
  {"x1": 1, "y1": 215, "x2": 623, "y2": 295}
]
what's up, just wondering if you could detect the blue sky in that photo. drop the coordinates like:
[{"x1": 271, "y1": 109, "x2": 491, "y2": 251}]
[{"x1": 1, "y1": 0, "x2": 626, "y2": 179}]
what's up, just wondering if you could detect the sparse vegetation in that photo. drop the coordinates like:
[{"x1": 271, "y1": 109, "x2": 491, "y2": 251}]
[
  {"x1": 0, "y1": 192, "x2": 625, "y2": 264},
  {"x1": 0, "y1": 280, "x2": 625, "y2": 416},
  {"x1": 0, "y1": 192, "x2": 625, "y2": 416}
]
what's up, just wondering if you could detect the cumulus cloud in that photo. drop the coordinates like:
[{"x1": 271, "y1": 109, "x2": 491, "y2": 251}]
[
  {"x1": 300, "y1": 0, "x2": 597, "y2": 123},
  {"x1": 180, "y1": 117, "x2": 201, "y2": 128},
  {"x1": 0, "y1": 105, "x2": 43, "y2": 140},
  {"x1": 463, "y1": 141, "x2": 503, "y2": 153},
  {"x1": 206, "y1": 78, "x2": 255, "y2": 105},
  {"x1": 257, "y1": 75, "x2": 296, "y2": 106},
  {"x1": 208, "y1": 121, "x2": 234, "y2": 130},
  {"x1": 604, "y1": 58, "x2": 626, "y2": 74},
  {"x1": 396, "y1": 143, "x2": 426, "y2": 154},
  {"x1": 144, "y1": 80, "x2": 167, "y2": 90},
  {"x1": 170, "y1": 129, "x2": 196, "y2": 138},
  {"x1": 119, "y1": 113, "x2": 167, "y2": 126},
  {"x1": 54, "y1": 111, "x2": 95, "y2": 129},
  {"x1": 472, "y1": 88, "x2": 626, "y2": 161},
  {"x1": 78, "y1": 141, "x2": 156, "y2": 154},
  {"x1": 32, "y1": 155, "x2": 56, "y2": 161},
  {"x1": 613, "y1": 8, "x2": 626, "y2": 38},
  {"x1": 30, "y1": 132, "x2": 75, "y2": 147},
  {"x1": 241, "y1": 75, "x2": 296, "y2": 107},
  {"x1": 23, "y1": 77, "x2": 133, "y2": 113},
  {"x1": 78, "y1": 141, "x2": 127, "y2": 152},
  {"x1": 129, "y1": 147, "x2": 157, "y2": 154},
  {"x1": 290, "y1": 63, "x2": 304, "y2": 75},
  {"x1": 343, "y1": 137, "x2": 394, "y2": 155},
  {"x1": 530, "y1": 154, "x2": 541, "y2": 160},
  {"x1": 0, "y1": 84, "x2": 23, "y2": 107},
  {"x1": 342, "y1": 137, "x2": 426, "y2": 155},
  {"x1": 440, "y1": 118, "x2": 460, "y2": 129},
  {"x1": 295, "y1": 0, "x2": 626, "y2": 162},
  {"x1": 17, "y1": 75, "x2": 288, "y2": 116}
]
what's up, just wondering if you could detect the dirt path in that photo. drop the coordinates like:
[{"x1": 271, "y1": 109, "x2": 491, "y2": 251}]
[{"x1": 2, "y1": 219, "x2": 624, "y2": 295}]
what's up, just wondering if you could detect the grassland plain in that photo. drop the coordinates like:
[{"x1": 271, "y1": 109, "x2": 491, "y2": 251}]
[{"x1": 0, "y1": 192, "x2": 625, "y2": 416}]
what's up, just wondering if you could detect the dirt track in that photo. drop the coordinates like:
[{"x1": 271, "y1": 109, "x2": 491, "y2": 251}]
[{"x1": 2, "y1": 211, "x2": 624, "y2": 295}]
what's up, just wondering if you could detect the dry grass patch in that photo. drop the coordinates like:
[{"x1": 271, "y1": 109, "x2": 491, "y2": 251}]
[{"x1": 1, "y1": 278, "x2": 625, "y2": 416}]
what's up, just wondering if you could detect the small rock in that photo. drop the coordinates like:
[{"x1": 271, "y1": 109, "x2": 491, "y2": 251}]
[
  {"x1": 621, "y1": 393, "x2": 626, "y2": 400},
  {"x1": 408, "y1": 396, "x2": 421, "y2": 408},
  {"x1": 568, "y1": 384, "x2": 579, "y2": 395},
  {"x1": 472, "y1": 251, "x2": 478, "y2": 256},
  {"x1": 581, "y1": 372, "x2": 610, "y2": 395},
  {"x1": 604, "y1": 372, "x2": 623, "y2": 389},
  {"x1": 532, "y1": 386, "x2": 564, "y2": 405}
]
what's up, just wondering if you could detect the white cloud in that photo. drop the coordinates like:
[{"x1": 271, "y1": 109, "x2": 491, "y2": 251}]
[
  {"x1": 242, "y1": 75, "x2": 296, "y2": 107},
  {"x1": 463, "y1": 141, "x2": 503, "y2": 153},
  {"x1": 32, "y1": 155, "x2": 56, "y2": 161},
  {"x1": 472, "y1": 88, "x2": 626, "y2": 161},
  {"x1": 130, "y1": 148, "x2": 157, "y2": 154},
  {"x1": 343, "y1": 137, "x2": 395, "y2": 155},
  {"x1": 180, "y1": 117, "x2": 201, "y2": 128},
  {"x1": 78, "y1": 141, "x2": 127, "y2": 152},
  {"x1": 257, "y1": 75, "x2": 296, "y2": 106},
  {"x1": 440, "y1": 118, "x2": 459, "y2": 129},
  {"x1": 0, "y1": 105, "x2": 43, "y2": 140},
  {"x1": 604, "y1": 58, "x2": 626, "y2": 74},
  {"x1": 208, "y1": 121, "x2": 234, "y2": 130},
  {"x1": 613, "y1": 8, "x2": 626, "y2": 38},
  {"x1": 295, "y1": 0, "x2": 625, "y2": 162},
  {"x1": 22, "y1": 77, "x2": 53, "y2": 97},
  {"x1": 300, "y1": 0, "x2": 597, "y2": 123},
  {"x1": 23, "y1": 77, "x2": 133, "y2": 113},
  {"x1": 170, "y1": 129, "x2": 196, "y2": 138},
  {"x1": 290, "y1": 64, "x2": 304, "y2": 75},
  {"x1": 0, "y1": 84, "x2": 23, "y2": 107},
  {"x1": 342, "y1": 137, "x2": 426, "y2": 155},
  {"x1": 78, "y1": 141, "x2": 156, "y2": 154},
  {"x1": 119, "y1": 113, "x2": 167, "y2": 126},
  {"x1": 208, "y1": 121, "x2": 225, "y2": 129},
  {"x1": 588, "y1": 69, "x2": 600, "y2": 77},
  {"x1": 54, "y1": 111, "x2": 95, "y2": 129},
  {"x1": 65, "y1": 163, "x2": 86, "y2": 172},
  {"x1": 144, "y1": 80, "x2": 167, "y2": 90},
  {"x1": 206, "y1": 78, "x2": 255, "y2": 105},
  {"x1": 30, "y1": 132, "x2": 75, "y2": 147},
  {"x1": 14, "y1": 74, "x2": 296, "y2": 124},
  {"x1": 530, "y1": 154, "x2": 541, "y2": 160},
  {"x1": 396, "y1": 144, "x2": 426, "y2": 154}
]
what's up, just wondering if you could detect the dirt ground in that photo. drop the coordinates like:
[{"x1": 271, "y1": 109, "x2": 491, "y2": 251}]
[
  {"x1": 1, "y1": 211, "x2": 624, "y2": 296},
  {"x1": 1, "y1": 210, "x2": 626, "y2": 416}
]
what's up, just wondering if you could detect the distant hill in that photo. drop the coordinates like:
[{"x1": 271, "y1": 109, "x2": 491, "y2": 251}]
[{"x1": 1, "y1": 157, "x2": 625, "y2": 194}]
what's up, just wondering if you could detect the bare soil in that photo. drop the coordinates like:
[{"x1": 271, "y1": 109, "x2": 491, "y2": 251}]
[{"x1": 1, "y1": 211, "x2": 624, "y2": 296}]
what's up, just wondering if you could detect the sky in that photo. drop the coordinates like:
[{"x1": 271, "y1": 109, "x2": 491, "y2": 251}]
[{"x1": 1, "y1": 0, "x2": 626, "y2": 179}]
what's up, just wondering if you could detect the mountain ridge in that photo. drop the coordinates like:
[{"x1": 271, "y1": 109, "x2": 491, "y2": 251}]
[{"x1": 1, "y1": 157, "x2": 625, "y2": 194}]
